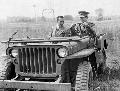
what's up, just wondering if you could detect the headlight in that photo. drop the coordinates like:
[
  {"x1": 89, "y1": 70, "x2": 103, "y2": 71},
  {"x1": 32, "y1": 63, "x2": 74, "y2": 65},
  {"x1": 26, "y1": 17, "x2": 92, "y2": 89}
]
[
  {"x1": 57, "y1": 47, "x2": 68, "y2": 58},
  {"x1": 11, "y1": 49, "x2": 18, "y2": 57}
]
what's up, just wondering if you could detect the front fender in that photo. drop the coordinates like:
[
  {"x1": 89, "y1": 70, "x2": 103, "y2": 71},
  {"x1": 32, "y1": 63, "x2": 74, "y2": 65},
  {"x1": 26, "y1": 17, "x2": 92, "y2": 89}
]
[{"x1": 63, "y1": 48, "x2": 96, "y2": 59}]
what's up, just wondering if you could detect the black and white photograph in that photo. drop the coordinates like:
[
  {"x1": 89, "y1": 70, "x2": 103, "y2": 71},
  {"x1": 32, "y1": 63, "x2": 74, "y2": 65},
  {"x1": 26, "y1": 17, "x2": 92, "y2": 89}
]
[{"x1": 0, "y1": 0, "x2": 120, "y2": 91}]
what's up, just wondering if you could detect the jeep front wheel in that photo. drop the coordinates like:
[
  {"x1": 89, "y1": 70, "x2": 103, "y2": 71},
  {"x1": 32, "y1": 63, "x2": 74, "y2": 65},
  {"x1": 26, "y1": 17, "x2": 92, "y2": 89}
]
[
  {"x1": 0, "y1": 56, "x2": 16, "y2": 91},
  {"x1": 75, "y1": 61, "x2": 92, "y2": 91}
]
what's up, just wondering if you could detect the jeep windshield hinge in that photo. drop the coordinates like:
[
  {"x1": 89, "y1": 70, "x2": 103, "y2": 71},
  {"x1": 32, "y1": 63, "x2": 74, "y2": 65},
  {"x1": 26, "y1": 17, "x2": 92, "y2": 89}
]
[{"x1": 7, "y1": 30, "x2": 18, "y2": 47}]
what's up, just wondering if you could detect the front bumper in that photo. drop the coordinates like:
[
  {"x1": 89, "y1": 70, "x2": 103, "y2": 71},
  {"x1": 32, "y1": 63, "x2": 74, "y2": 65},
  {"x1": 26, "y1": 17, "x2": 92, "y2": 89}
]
[{"x1": 0, "y1": 80, "x2": 71, "y2": 91}]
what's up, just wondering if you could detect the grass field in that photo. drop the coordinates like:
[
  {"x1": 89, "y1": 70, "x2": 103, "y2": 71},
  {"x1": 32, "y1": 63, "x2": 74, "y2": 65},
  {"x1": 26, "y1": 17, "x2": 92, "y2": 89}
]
[{"x1": 0, "y1": 20, "x2": 120, "y2": 90}]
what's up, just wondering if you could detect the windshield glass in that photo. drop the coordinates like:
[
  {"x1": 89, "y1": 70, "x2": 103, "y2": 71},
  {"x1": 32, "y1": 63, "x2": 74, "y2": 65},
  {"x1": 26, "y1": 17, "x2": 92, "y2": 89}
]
[
  {"x1": 0, "y1": 9, "x2": 58, "y2": 41},
  {"x1": 0, "y1": 21, "x2": 57, "y2": 41}
]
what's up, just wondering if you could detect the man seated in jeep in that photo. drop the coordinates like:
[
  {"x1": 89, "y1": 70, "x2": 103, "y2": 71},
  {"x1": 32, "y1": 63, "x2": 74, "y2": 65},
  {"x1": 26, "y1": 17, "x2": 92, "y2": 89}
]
[
  {"x1": 69, "y1": 11, "x2": 96, "y2": 38},
  {"x1": 51, "y1": 16, "x2": 69, "y2": 37}
]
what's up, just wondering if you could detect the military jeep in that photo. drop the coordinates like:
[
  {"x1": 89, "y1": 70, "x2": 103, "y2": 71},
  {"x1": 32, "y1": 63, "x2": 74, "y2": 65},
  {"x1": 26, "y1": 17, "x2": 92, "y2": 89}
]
[{"x1": 0, "y1": 34, "x2": 108, "y2": 91}]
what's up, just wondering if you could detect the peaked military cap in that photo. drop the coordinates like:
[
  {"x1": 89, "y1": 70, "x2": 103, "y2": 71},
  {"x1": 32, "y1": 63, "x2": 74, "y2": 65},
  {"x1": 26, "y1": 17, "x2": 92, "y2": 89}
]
[{"x1": 78, "y1": 11, "x2": 90, "y2": 18}]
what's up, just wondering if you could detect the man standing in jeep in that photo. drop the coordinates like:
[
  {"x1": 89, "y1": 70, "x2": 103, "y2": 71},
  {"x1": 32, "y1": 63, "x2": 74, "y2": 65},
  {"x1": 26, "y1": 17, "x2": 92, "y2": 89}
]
[
  {"x1": 70, "y1": 11, "x2": 96, "y2": 38},
  {"x1": 51, "y1": 16, "x2": 68, "y2": 37}
]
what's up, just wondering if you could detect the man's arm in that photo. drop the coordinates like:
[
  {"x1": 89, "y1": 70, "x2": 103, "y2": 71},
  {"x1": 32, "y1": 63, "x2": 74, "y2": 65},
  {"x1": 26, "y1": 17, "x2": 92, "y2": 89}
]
[
  {"x1": 89, "y1": 22, "x2": 96, "y2": 36},
  {"x1": 86, "y1": 22, "x2": 96, "y2": 37},
  {"x1": 68, "y1": 24, "x2": 80, "y2": 36}
]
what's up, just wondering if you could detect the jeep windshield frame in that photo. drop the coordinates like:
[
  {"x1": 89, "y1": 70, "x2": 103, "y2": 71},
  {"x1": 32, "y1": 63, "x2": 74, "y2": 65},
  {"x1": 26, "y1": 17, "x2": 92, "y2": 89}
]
[{"x1": 1, "y1": 36, "x2": 90, "y2": 44}]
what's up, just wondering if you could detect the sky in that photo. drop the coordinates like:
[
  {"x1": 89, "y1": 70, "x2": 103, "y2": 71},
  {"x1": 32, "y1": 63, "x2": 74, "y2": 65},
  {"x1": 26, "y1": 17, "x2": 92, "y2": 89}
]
[{"x1": 0, "y1": 0, "x2": 120, "y2": 19}]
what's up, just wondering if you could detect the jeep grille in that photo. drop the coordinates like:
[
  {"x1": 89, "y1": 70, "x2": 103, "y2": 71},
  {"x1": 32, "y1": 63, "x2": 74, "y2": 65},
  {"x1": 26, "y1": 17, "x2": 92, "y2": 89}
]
[{"x1": 18, "y1": 47, "x2": 57, "y2": 74}]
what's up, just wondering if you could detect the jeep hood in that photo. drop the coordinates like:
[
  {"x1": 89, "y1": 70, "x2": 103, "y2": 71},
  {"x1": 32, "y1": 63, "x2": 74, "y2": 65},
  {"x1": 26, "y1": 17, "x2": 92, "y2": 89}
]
[{"x1": 1, "y1": 36, "x2": 89, "y2": 46}]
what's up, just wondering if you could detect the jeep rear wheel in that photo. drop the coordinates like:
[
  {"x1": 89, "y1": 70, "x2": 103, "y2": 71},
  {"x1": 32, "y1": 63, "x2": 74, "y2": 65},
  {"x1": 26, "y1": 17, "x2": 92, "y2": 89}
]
[{"x1": 75, "y1": 61, "x2": 92, "y2": 91}]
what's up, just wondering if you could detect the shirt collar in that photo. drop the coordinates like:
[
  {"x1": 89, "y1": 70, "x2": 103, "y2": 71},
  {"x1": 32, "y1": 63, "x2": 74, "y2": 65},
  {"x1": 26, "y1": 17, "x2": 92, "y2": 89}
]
[{"x1": 56, "y1": 24, "x2": 64, "y2": 29}]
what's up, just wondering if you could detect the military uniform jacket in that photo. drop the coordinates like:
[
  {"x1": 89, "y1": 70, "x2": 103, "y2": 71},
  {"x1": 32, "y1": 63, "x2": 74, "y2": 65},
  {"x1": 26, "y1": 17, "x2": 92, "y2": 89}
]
[{"x1": 70, "y1": 22, "x2": 96, "y2": 38}]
